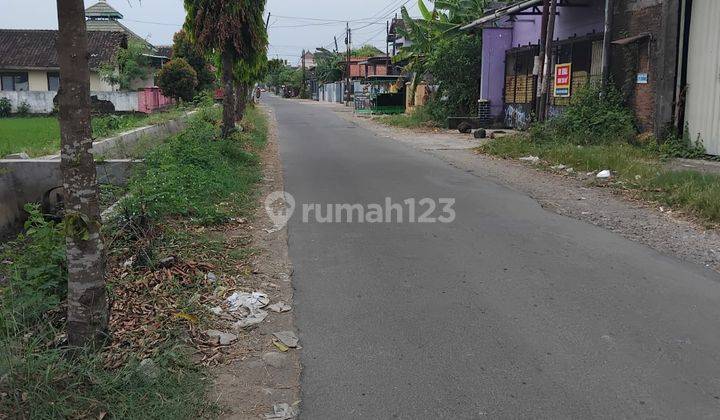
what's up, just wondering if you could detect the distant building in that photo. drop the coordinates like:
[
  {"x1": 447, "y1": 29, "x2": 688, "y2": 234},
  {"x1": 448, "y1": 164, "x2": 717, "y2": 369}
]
[
  {"x1": 301, "y1": 51, "x2": 315, "y2": 69},
  {"x1": 461, "y1": 0, "x2": 719, "y2": 155},
  {"x1": 0, "y1": 29, "x2": 128, "y2": 92},
  {"x1": 85, "y1": 0, "x2": 151, "y2": 48}
]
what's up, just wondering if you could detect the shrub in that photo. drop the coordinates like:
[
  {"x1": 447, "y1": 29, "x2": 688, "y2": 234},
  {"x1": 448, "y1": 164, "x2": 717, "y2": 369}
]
[
  {"x1": 119, "y1": 106, "x2": 261, "y2": 224},
  {"x1": 531, "y1": 83, "x2": 636, "y2": 145},
  {"x1": 16, "y1": 101, "x2": 30, "y2": 116},
  {"x1": 0, "y1": 98, "x2": 11, "y2": 117},
  {"x1": 0, "y1": 204, "x2": 66, "y2": 334},
  {"x1": 157, "y1": 58, "x2": 199, "y2": 102},
  {"x1": 659, "y1": 125, "x2": 707, "y2": 159},
  {"x1": 425, "y1": 33, "x2": 483, "y2": 122}
]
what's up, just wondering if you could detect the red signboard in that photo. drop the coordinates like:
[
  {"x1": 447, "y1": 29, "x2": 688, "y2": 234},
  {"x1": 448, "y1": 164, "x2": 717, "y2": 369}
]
[{"x1": 554, "y1": 63, "x2": 572, "y2": 97}]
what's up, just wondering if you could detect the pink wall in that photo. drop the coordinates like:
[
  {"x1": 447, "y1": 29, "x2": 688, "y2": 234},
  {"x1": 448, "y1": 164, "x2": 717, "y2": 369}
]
[{"x1": 137, "y1": 87, "x2": 174, "y2": 114}]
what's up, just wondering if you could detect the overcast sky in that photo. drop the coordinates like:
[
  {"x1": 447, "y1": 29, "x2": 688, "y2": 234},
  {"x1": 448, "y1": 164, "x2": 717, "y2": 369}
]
[{"x1": 0, "y1": 0, "x2": 420, "y2": 64}]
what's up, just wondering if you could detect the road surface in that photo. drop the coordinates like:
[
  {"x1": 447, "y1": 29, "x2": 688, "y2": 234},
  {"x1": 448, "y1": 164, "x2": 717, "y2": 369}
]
[{"x1": 268, "y1": 96, "x2": 720, "y2": 419}]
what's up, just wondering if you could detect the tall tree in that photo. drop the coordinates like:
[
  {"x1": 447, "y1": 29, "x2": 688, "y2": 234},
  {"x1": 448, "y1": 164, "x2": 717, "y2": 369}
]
[
  {"x1": 172, "y1": 30, "x2": 215, "y2": 91},
  {"x1": 232, "y1": 32, "x2": 268, "y2": 121},
  {"x1": 56, "y1": 0, "x2": 108, "y2": 347},
  {"x1": 184, "y1": 0, "x2": 268, "y2": 137}
]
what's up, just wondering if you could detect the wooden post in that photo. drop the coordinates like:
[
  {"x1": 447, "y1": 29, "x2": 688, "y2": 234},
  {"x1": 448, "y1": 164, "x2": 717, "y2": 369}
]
[
  {"x1": 601, "y1": 0, "x2": 615, "y2": 91},
  {"x1": 538, "y1": 0, "x2": 558, "y2": 122},
  {"x1": 535, "y1": 0, "x2": 550, "y2": 117}
]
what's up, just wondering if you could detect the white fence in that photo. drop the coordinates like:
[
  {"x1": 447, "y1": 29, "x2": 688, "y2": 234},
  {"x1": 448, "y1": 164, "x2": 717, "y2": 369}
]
[
  {"x1": 0, "y1": 91, "x2": 139, "y2": 113},
  {"x1": 318, "y1": 82, "x2": 346, "y2": 103}
]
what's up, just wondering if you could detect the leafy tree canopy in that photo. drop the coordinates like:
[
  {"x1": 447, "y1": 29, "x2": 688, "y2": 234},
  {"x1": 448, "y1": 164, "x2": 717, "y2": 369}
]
[
  {"x1": 172, "y1": 30, "x2": 215, "y2": 90},
  {"x1": 352, "y1": 44, "x2": 383, "y2": 57},
  {"x1": 314, "y1": 49, "x2": 344, "y2": 83},
  {"x1": 99, "y1": 40, "x2": 152, "y2": 90},
  {"x1": 156, "y1": 58, "x2": 199, "y2": 101}
]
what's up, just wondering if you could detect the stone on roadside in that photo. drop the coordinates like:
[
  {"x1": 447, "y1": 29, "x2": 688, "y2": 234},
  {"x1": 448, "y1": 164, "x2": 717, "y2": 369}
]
[
  {"x1": 473, "y1": 129, "x2": 486, "y2": 139},
  {"x1": 519, "y1": 156, "x2": 540, "y2": 163},
  {"x1": 272, "y1": 331, "x2": 299, "y2": 348},
  {"x1": 457, "y1": 122, "x2": 472, "y2": 134},
  {"x1": 596, "y1": 170, "x2": 612, "y2": 179},
  {"x1": 205, "y1": 329, "x2": 238, "y2": 345},
  {"x1": 268, "y1": 301, "x2": 292, "y2": 313},
  {"x1": 3, "y1": 152, "x2": 30, "y2": 160},
  {"x1": 262, "y1": 352, "x2": 288, "y2": 368},
  {"x1": 139, "y1": 358, "x2": 158, "y2": 379}
]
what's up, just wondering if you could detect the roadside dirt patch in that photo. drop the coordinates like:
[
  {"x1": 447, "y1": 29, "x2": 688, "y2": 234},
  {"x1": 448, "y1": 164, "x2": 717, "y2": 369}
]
[{"x1": 210, "y1": 105, "x2": 301, "y2": 419}]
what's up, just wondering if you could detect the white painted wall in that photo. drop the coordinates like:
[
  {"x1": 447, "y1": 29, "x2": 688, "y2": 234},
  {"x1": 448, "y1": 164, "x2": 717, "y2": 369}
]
[
  {"x1": 90, "y1": 72, "x2": 117, "y2": 91},
  {"x1": 0, "y1": 90, "x2": 139, "y2": 113}
]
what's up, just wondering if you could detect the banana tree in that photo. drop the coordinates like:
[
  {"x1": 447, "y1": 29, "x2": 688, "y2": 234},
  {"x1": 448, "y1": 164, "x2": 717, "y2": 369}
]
[
  {"x1": 394, "y1": 0, "x2": 490, "y2": 104},
  {"x1": 314, "y1": 49, "x2": 344, "y2": 84}
]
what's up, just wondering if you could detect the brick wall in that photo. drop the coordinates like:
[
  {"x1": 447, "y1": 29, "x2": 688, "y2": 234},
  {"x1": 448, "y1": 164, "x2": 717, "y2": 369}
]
[{"x1": 611, "y1": 0, "x2": 664, "y2": 134}]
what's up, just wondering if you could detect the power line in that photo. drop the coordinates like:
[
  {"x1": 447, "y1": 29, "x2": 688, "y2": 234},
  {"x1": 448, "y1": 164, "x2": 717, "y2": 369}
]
[
  {"x1": 124, "y1": 18, "x2": 182, "y2": 27},
  {"x1": 320, "y1": 0, "x2": 409, "y2": 51},
  {"x1": 271, "y1": 21, "x2": 384, "y2": 29}
]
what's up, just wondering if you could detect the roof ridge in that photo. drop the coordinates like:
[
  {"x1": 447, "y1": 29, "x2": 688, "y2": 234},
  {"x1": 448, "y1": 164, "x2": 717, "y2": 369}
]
[{"x1": 0, "y1": 29, "x2": 57, "y2": 32}]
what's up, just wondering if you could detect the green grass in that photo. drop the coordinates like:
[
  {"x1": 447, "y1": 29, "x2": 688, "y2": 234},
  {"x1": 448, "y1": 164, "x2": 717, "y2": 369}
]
[
  {"x1": 0, "y1": 104, "x2": 269, "y2": 418},
  {"x1": 119, "y1": 106, "x2": 265, "y2": 224},
  {"x1": 0, "y1": 108, "x2": 189, "y2": 158},
  {"x1": 376, "y1": 106, "x2": 438, "y2": 129},
  {"x1": 479, "y1": 135, "x2": 720, "y2": 224},
  {"x1": 0, "y1": 117, "x2": 60, "y2": 157}
]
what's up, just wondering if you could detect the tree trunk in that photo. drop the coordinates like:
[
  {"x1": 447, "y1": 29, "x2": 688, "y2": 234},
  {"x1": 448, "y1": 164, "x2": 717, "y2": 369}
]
[
  {"x1": 235, "y1": 82, "x2": 249, "y2": 122},
  {"x1": 221, "y1": 48, "x2": 236, "y2": 138},
  {"x1": 56, "y1": 0, "x2": 108, "y2": 348}
]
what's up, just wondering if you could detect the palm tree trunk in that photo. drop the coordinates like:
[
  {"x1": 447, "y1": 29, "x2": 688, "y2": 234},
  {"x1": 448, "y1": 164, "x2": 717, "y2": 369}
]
[
  {"x1": 235, "y1": 82, "x2": 248, "y2": 122},
  {"x1": 56, "y1": 0, "x2": 108, "y2": 348},
  {"x1": 221, "y1": 48, "x2": 236, "y2": 137}
]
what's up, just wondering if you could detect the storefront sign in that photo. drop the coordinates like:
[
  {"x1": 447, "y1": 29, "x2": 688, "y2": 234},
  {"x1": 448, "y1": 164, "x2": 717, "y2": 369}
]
[{"x1": 553, "y1": 63, "x2": 572, "y2": 97}]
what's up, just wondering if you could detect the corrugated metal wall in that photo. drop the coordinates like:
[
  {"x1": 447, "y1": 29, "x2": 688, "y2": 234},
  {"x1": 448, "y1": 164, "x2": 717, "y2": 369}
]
[{"x1": 684, "y1": 0, "x2": 720, "y2": 155}]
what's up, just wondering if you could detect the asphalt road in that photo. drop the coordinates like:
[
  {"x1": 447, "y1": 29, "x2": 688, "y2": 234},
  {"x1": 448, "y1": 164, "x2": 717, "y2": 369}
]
[{"x1": 268, "y1": 96, "x2": 720, "y2": 419}]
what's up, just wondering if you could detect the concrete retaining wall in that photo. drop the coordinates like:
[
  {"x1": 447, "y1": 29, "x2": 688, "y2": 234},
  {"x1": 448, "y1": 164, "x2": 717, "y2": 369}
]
[
  {"x1": 0, "y1": 111, "x2": 193, "y2": 236},
  {"x1": 0, "y1": 160, "x2": 140, "y2": 237},
  {"x1": 89, "y1": 115, "x2": 189, "y2": 159}
]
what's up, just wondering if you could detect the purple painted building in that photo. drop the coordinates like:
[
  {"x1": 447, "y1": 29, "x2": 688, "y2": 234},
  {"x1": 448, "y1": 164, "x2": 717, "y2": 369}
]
[{"x1": 469, "y1": 0, "x2": 605, "y2": 128}]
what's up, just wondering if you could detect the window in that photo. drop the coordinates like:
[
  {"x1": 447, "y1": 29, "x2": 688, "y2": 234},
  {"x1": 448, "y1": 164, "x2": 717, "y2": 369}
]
[
  {"x1": 47, "y1": 72, "x2": 60, "y2": 91},
  {"x1": 0, "y1": 72, "x2": 29, "y2": 91}
]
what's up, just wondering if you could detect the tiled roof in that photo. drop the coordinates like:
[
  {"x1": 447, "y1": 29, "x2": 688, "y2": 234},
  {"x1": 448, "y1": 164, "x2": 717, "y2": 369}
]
[
  {"x1": 85, "y1": 0, "x2": 123, "y2": 19},
  {"x1": 0, "y1": 29, "x2": 128, "y2": 70},
  {"x1": 85, "y1": 19, "x2": 149, "y2": 47}
]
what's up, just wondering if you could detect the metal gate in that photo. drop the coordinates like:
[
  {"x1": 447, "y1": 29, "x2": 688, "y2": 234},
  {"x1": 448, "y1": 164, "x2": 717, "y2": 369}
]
[{"x1": 684, "y1": 0, "x2": 720, "y2": 155}]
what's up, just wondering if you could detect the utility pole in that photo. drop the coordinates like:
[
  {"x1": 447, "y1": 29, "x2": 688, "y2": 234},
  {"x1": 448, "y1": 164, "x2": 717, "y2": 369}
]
[
  {"x1": 265, "y1": 12, "x2": 271, "y2": 30},
  {"x1": 538, "y1": 0, "x2": 558, "y2": 122},
  {"x1": 345, "y1": 22, "x2": 352, "y2": 105},
  {"x1": 601, "y1": 0, "x2": 615, "y2": 92},
  {"x1": 334, "y1": 36, "x2": 339, "y2": 53},
  {"x1": 535, "y1": 0, "x2": 550, "y2": 118},
  {"x1": 386, "y1": 20, "x2": 391, "y2": 75},
  {"x1": 301, "y1": 49, "x2": 307, "y2": 99}
]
